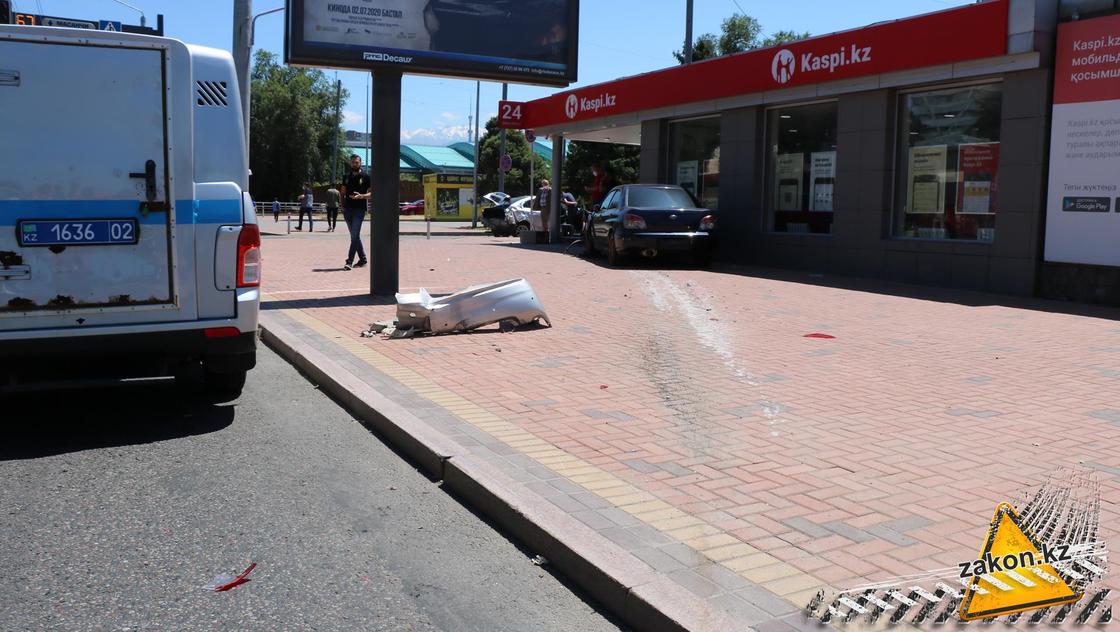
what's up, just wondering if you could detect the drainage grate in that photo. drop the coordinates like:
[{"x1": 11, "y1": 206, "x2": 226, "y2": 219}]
[{"x1": 196, "y1": 80, "x2": 229, "y2": 107}]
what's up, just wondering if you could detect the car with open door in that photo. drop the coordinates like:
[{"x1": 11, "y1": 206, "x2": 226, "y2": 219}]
[{"x1": 583, "y1": 185, "x2": 716, "y2": 266}]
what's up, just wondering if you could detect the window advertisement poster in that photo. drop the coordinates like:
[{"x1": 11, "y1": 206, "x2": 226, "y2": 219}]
[
  {"x1": 957, "y1": 143, "x2": 999, "y2": 214},
  {"x1": 907, "y1": 145, "x2": 947, "y2": 214},
  {"x1": 809, "y1": 151, "x2": 836, "y2": 212},
  {"x1": 676, "y1": 161, "x2": 699, "y2": 199},
  {"x1": 436, "y1": 188, "x2": 459, "y2": 216},
  {"x1": 285, "y1": 0, "x2": 578, "y2": 86},
  {"x1": 1044, "y1": 14, "x2": 1120, "y2": 266},
  {"x1": 775, "y1": 153, "x2": 804, "y2": 212}
]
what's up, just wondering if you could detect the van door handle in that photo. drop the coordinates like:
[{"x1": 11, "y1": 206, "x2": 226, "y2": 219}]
[{"x1": 129, "y1": 160, "x2": 166, "y2": 213}]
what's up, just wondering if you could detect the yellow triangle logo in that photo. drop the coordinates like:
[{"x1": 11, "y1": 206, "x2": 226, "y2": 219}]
[{"x1": 959, "y1": 502, "x2": 1081, "y2": 621}]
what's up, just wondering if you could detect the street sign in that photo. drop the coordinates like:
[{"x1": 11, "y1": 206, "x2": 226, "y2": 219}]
[
  {"x1": 99, "y1": 20, "x2": 122, "y2": 32},
  {"x1": 500, "y1": 154, "x2": 512, "y2": 173},
  {"x1": 498, "y1": 100, "x2": 525, "y2": 129},
  {"x1": 525, "y1": 129, "x2": 536, "y2": 143},
  {"x1": 42, "y1": 16, "x2": 96, "y2": 29}
]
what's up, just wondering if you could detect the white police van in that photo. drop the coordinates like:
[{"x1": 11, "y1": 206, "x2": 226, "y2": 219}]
[{"x1": 0, "y1": 25, "x2": 260, "y2": 399}]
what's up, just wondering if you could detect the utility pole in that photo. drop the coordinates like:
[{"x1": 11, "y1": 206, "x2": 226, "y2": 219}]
[
  {"x1": 498, "y1": 83, "x2": 508, "y2": 193},
  {"x1": 233, "y1": 0, "x2": 252, "y2": 143},
  {"x1": 684, "y1": 0, "x2": 694, "y2": 63},
  {"x1": 331, "y1": 78, "x2": 341, "y2": 186},
  {"x1": 471, "y1": 80, "x2": 480, "y2": 229}
]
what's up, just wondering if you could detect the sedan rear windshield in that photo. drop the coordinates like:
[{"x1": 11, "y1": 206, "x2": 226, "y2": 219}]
[{"x1": 627, "y1": 187, "x2": 697, "y2": 209}]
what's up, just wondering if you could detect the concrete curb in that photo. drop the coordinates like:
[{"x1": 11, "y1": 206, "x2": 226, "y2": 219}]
[{"x1": 259, "y1": 314, "x2": 747, "y2": 632}]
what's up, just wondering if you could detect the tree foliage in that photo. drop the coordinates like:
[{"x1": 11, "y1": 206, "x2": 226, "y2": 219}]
[
  {"x1": 249, "y1": 50, "x2": 349, "y2": 202},
  {"x1": 674, "y1": 14, "x2": 810, "y2": 63},
  {"x1": 476, "y1": 116, "x2": 549, "y2": 197},
  {"x1": 562, "y1": 141, "x2": 640, "y2": 204}
]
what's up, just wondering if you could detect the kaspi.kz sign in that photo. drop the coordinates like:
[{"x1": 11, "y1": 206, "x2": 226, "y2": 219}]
[{"x1": 771, "y1": 44, "x2": 873, "y2": 85}]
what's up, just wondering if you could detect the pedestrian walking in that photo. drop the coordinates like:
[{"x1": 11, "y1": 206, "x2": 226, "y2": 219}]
[
  {"x1": 340, "y1": 155, "x2": 370, "y2": 270},
  {"x1": 272, "y1": 198, "x2": 280, "y2": 222},
  {"x1": 326, "y1": 185, "x2": 341, "y2": 232},
  {"x1": 296, "y1": 183, "x2": 314, "y2": 232}
]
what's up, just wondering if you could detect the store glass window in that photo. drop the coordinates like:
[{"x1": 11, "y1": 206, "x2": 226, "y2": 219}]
[
  {"x1": 766, "y1": 102, "x2": 838, "y2": 234},
  {"x1": 668, "y1": 117, "x2": 720, "y2": 210},
  {"x1": 894, "y1": 83, "x2": 1002, "y2": 241}
]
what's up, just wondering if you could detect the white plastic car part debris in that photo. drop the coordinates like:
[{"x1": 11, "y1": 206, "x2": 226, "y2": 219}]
[{"x1": 394, "y1": 278, "x2": 551, "y2": 334}]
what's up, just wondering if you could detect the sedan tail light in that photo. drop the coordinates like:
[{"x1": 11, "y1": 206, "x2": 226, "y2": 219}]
[
  {"x1": 622, "y1": 213, "x2": 647, "y2": 230},
  {"x1": 237, "y1": 224, "x2": 261, "y2": 287},
  {"x1": 699, "y1": 215, "x2": 716, "y2": 231}
]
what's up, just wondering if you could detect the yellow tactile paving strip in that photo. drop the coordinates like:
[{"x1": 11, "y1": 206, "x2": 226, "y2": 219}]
[{"x1": 265, "y1": 297, "x2": 828, "y2": 607}]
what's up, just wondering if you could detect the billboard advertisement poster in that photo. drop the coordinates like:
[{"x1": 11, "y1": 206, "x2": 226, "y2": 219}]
[
  {"x1": 809, "y1": 151, "x2": 836, "y2": 212},
  {"x1": 775, "y1": 153, "x2": 804, "y2": 212},
  {"x1": 907, "y1": 146, "x2": 947, "y2": 214},
  {"x1": 1044, "y1": 14, "x2": 1120, "y2": 266},
  {"x1": 436, "y1": 188, "x2": 459, "y2": 216},
  {"x1": 285, "y1": 0, "x2": 578, "y2": 87},
  {"x1": 676, "y1": 161, "x2": 699, "y2": 199},
  {"x1": 957, "y1": 143, "x2": 999, "y2": 215}
]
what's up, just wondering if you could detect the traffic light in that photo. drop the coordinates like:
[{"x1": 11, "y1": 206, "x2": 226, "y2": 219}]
[{"x1": 0, "y1": 1, "x2": 11, "y2": 24}]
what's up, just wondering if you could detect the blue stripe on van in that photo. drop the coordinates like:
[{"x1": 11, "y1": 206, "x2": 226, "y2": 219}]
[{"x1": 0, "y1": 199, "x2": 243, "y2": 226}]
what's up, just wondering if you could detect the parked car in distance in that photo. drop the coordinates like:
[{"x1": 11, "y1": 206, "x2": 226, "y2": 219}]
[
  {"x1": 400, "y1": 199, "x2": 425, "y2": 215},
  {"x1": 583, "y1": 185, "x2": 716, "y2": 266}
]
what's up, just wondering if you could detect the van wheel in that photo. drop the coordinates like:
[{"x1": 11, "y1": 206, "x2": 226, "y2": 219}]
[{"x1": 204, "y1": 368, "x2": 246, "y2": 403}]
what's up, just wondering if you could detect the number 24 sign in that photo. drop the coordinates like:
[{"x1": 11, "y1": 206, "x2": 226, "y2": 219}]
[{"x1": 498, "y1": 101, "x2": 525, "y2": 129}]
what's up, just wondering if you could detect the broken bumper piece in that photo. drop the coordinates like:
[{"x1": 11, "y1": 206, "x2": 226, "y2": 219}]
[{"x1": 390, "y1": 278, "x2": 551, "y2": 335}]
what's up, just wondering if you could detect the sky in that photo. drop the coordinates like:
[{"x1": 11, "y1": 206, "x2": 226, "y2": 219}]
[{"x1": 16, "y1": 0, "x2": 974, "y2": 145}]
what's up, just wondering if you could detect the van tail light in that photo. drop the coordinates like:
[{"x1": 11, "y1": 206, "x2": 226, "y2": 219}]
[
  {"x1": 699, "y1": 215, "x2": 716, "y2": 231},
  {"x1": 622, "y1": 213, "x2": 647, "y2": 230},
  {"x1": 237, "y1": 224, "x2": 261, "y2": 287}
]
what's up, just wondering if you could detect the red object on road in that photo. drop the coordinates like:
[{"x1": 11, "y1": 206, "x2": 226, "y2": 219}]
[
  {"x1": 600, "y1": 385, "x2": 608, "y2": 389},
  {"x1": 214, "y1": 562, "x2": 257, "y2": 592},
  {"x1": 803, "y1": 333, "x2": 836, "y2": 339}
]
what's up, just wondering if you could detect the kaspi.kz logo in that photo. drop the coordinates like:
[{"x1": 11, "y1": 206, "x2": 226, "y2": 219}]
[
  {"x1": 772, "y1": 49, "x2": 797, "y2": 84},
  {"x1": 565, "y1": 94, "x2": 579, "y2": 119}
]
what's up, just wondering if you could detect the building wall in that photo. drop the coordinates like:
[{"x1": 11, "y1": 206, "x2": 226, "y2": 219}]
[{"x1": 641, "y1": 68, "x2": 1055, "y2": 297}]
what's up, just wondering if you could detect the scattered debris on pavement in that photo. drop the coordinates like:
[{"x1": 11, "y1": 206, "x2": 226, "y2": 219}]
[
  {"x1": 202, "y1": 562, "x2": 257, "y2": 592},
  {"x1": 362, "y1": 278, "x2": 551, "y2": 338},
  {"x1": 803, "y1": 332, "x2": 836, "y2": 339},
  {"x1": 530, "y1": 555, "x2": 548, "y2": 566}
]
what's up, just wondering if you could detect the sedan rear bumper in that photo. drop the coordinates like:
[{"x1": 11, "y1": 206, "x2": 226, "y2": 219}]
[{"x1": 616, "y1": 231, "x2": 714, "y2": 254}]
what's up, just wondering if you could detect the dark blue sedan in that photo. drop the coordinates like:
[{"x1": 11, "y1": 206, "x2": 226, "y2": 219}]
[{"x1": 583, "y1": 185, "x2": 716, "y2": 266}]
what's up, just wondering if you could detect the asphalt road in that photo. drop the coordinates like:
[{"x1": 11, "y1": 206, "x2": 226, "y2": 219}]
[{"x1": 0, "y1": 346, "x2": 620, "y2": 631}]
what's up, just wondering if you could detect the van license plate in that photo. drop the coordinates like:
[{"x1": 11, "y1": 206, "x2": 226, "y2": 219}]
[{"x1": 17, "y1": 219, "x2": 139, "y2": 247}]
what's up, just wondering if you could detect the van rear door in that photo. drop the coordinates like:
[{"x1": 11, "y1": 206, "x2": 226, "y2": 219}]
[{"x1": 0, "y1": 36, "x2": 190, "y2": 329}]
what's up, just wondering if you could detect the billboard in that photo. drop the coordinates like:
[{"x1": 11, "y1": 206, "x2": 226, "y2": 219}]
[
  {"x1": 1044, "y1": 13, "x2": 1120, "y2": 266},
  {"x1": 285, "y1": 0, "x2": 578, "y2": 86}
]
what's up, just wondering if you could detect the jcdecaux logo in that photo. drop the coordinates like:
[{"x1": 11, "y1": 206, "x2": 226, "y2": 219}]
[{"x1": 771, "y1": 43, "x2": 872, "y2": 84}]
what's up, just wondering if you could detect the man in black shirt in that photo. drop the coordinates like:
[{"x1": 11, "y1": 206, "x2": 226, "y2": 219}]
[{"x1": 340, "y1": 154, "x2": 370, "y2": 270}]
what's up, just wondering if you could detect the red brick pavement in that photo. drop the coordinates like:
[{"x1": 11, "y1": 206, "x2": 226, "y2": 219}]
[{"x1": 262, "y1": 230, "x2": 1120, "y2": 604}]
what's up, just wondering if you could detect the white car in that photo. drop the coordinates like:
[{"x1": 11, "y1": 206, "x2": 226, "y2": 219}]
[{"x1": 504, "y1": 196, "x2": 541, "y2": 234}]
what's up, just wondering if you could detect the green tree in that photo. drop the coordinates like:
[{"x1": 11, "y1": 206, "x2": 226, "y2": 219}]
[
  {"x1": 674, "y1": 14, "x2": 810, "y2": 64},
  {"x1": 761, "y1": 30, "x2": 811, "y2": 47},
  {"x1": 249, "y1": 50, "x2": 349, "y2": 202},
  {"x1": 476, "y1": 116, "x2": 549, "y2": 197},
  {"x1": 562, "y1": 141, "x2": 639, "y2": 204}
]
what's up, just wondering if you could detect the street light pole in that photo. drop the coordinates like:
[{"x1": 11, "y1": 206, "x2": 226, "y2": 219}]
[
  {"x1": 331, "y1": 78, "x2": 341, "y2": 186},
  {"x1": 684, "y1": 0, "x2": 694, "y2": 63},
  {"x1": 498, "y1": 83, "x2": 508, "y2": 193},
  {"x1": 233, "y1": 0, "x2": 252, "y2": 145},
  {"x1": 471, "y1": 80, "x2": 481, "y2": 228},
  {"x1": 109, "y1": 0, "x2": 146, "y2": 27}
]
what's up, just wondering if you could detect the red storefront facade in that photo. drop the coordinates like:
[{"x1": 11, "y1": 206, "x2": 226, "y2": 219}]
[{"x1": 503, "y1": 0, "x2": 1088, "y2": 299}]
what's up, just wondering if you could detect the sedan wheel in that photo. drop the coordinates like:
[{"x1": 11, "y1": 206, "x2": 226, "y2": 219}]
[{"x1": 607, "y1": 230, "x2": 623, "y2": 267}]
